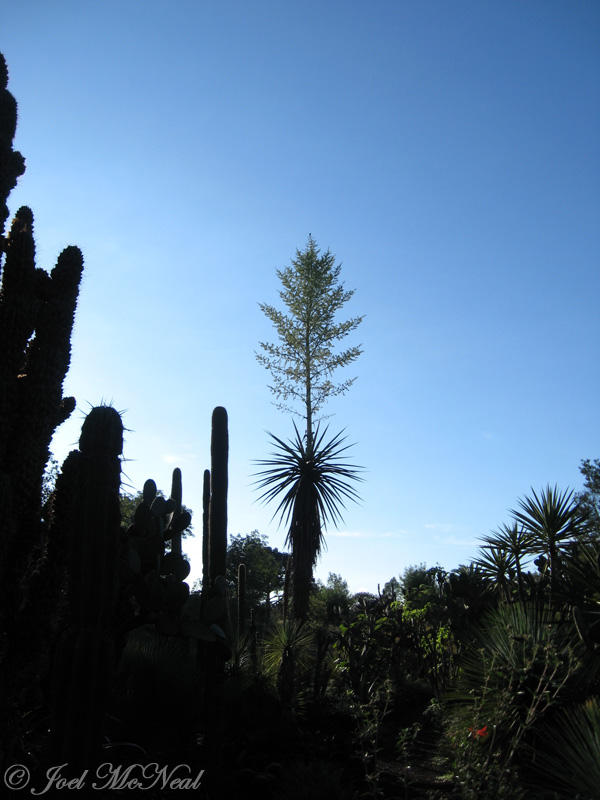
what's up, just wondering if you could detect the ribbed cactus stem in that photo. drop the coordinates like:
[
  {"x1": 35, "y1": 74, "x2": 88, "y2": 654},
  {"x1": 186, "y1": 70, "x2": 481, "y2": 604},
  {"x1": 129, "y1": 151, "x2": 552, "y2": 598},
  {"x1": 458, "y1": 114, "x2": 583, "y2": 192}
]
[
  {"x1": 11, "y1": 242, "x2": 83, "y2": 504},
  {"x1": 237, "y1": 563, "x2": 247, "y2": 639},
  {"x1": 70, "y1": 406, "x2": 123, "y2": 626},
  {"x1": 0, "y1": 50, "x2": 85, "y2": 767},
  {"x1": 170, "y1": 467, "x2": 182, "y2": 557},
  {"x1": 1, "y1": 233, "x2": 83, "y2": 600},
  {"x1": 0, "y1": 53, "x2": 25, "y2": 240},
  {"x1": 51, "y1": 405, "x2": 123, "y2": 771},
  {"x1": 143, "y1": 478, "x2": 157, "y2": 504},
  {"x1": 209, "y1": 407, "x2": 228, "y2": 585},
  {"x1": 202, "y1": 468, "x2": 210, "y2": 593}
]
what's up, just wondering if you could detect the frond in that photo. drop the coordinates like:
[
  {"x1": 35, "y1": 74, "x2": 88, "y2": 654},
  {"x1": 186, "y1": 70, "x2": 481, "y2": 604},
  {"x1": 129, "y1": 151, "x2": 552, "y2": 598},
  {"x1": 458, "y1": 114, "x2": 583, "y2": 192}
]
[
  {"x1": 511, "y1": 485, "x2": 588, "y2": 547},
  {"x1": 480, "y1": 522, "x2": 535, "y2": 558},
  {"x1": 475, "y1": 545, "x2": 516, "y2": 584},
  {"x1": 253, "y1": 421, "x2": 363, "y2": 532}
]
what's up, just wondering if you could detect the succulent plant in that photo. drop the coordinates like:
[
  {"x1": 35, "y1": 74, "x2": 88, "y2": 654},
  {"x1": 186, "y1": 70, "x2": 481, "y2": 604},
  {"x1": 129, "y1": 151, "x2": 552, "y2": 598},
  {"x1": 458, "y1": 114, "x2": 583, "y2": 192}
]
[
  {"x1": 0, "y1": 52, "x2": 83, "y2": 755},
  {"x1": 202, "y1": 468, "x2": 210, "y2": 594},
  {"x1": 209, "y1": 406, "x2": 228, "y2": 586},
  {"x1": 50, "y1": 406, "x2": 123, "y2": 772}
]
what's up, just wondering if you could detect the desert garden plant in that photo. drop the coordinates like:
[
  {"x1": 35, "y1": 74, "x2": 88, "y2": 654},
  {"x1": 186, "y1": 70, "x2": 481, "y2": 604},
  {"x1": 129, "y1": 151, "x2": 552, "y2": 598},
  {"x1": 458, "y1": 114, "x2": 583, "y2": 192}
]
[
  {"x1": 446, "y1": 600, "x2": 583, "y2": 794},
  {"x1": 511, "y1": 485, "x2": 588, "y2": 604},
  {"x1": 254, "y1": 422, "x2": 362, "y2": 620}
]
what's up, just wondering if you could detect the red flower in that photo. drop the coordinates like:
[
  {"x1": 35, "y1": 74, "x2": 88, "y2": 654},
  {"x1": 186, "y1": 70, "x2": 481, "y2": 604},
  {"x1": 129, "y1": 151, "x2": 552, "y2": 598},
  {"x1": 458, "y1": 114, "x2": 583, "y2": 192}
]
[{"x1": 468, "y1": 724, "x2": 489, "y2": 739}]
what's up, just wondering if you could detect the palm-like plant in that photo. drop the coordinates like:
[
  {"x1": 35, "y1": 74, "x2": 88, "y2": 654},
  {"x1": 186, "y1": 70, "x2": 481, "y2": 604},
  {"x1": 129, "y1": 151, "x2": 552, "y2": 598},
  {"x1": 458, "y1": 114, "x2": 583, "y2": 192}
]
[
  {"x1": 263, "y1": 618, "x2": 313, "y2": 706},
  {"x1": 254, "y1": 422, "x2": 362, "y2": 620},
  {"x1": 475, "y1": 545, "x2": 516, "y2": 603},
  {"x1": 481, "y1": 523, "x2": 534, "y2": 604},
  {"x1": 511, "y1": 485, "x2": 588, "y2": 603}
]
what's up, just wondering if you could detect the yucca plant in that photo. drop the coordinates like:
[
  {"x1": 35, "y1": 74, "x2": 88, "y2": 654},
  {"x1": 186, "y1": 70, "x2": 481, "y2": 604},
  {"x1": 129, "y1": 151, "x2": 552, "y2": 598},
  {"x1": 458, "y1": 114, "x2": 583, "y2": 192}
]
[
  {"x1": 475, "y1": 545, "x2": 517, "y2": 603},
  {"x1": 481, "y1": 523, "x2": 534, "y2": 604},
  {"x1": 263, "y1": 618, "x2": 313, "y2": 707},
  {"x1": 254, "y1": 422, "x2": 362, "y2": 621},
  {"x1": 511, "y1": 485, "x2": 588, "y2": 604}
]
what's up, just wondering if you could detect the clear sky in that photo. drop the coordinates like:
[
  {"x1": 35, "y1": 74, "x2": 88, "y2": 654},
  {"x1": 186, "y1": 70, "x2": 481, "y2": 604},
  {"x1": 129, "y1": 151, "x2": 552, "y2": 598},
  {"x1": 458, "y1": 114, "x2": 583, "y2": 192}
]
[{"x1": 2, "y1": 0, "x2": 599, "y2": 593}]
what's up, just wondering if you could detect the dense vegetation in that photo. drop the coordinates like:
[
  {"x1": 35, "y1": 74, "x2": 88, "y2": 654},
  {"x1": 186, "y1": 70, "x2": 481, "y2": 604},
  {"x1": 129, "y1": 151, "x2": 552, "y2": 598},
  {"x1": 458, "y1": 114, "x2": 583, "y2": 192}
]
[
  {"x1": 215, "y1": 469, "x2": 600, "y2": 798},
  {"x1": 1, "y1": 51, "x2": 599, "y2": 799}
]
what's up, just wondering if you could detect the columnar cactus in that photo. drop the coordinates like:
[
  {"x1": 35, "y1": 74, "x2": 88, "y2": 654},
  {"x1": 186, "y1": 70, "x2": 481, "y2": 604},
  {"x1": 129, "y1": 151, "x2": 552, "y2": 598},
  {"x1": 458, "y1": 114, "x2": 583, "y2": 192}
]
[
  {"x1": 170, "y1": 467, "x2": 183, "y2": 557},
  {"x1": 0, "y1": 58, "x2": 83, "y2": 590},
  {"x1": 202, "y1": 468, "x2": 210, "y2": 593},
  {"x1": 0, "y1": 53, "x2": 25, "y2": 241},
  {"x1": 209, "y1": 406, "x2": 228, "y2": 585},
  {"x1": 0, "y1": 51, "x2": 82, "y2": 573},
  {"x1": 50, "y1": 406, "x2": 123, "y2": 772},
  {"x1": 0, "y1": 208, "x2": 83, "y2": 601},
  {"x1": 0, "y1": 52, "x2": 83, "y2": 761},
  {"x1": 201, "y1": 407, "x2": 230, "y2": 761}
]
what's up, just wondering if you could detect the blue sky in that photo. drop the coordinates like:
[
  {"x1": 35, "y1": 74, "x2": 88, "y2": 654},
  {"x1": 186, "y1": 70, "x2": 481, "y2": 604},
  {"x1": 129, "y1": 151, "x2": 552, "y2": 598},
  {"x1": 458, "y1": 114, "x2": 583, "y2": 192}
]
[{"x1": 3, "y1": 0, "x2": 599, "y2": 593}]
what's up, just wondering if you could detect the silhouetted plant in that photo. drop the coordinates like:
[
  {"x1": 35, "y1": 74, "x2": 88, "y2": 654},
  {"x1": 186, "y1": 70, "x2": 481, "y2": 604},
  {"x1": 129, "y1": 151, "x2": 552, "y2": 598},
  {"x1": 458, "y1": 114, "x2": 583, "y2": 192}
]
[
  {"x1": 254, "y1": 422, "x2": 362, "y2": 620},
  {"x1": 511, "y1": 485, "x2": 588, "y2": 604},
  {"x1": 474, "y1": 545, "x2": 516, "y2": 602},
  {"x1": 264, "y1": 618, "x2": 312, "y2": 707},
  {"x1": 256, "y1": 236, "x2": 363, "y2": 450},
  {"x1": 446, "y1": 600, "x2": 583, "y2": 792},
  {"x1": 0, "y1": 52, "x2": 83, "y2": 764},
  {"x1": 50, "y1": 406, "x2": 123, "y2": 772},
  {"x1": 480, "y1": 522, "x2": 534, "y2": 604}
]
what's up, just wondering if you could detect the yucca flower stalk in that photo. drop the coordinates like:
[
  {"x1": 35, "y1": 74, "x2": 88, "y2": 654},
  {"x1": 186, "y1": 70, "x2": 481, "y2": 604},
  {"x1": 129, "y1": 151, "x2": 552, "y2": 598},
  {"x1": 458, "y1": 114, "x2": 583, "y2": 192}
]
[{"x1": 254, "y1": 422, "x2": 362, "y2": 620}]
